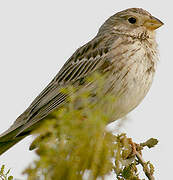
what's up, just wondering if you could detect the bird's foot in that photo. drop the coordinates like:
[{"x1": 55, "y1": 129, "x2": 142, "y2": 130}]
[{"x1": 128, "y1": 138, "x2": 142, "y2": 158}]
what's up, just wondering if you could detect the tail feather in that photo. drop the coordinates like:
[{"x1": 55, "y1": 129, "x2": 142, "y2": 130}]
[
  {"x1": 0, "y1": 126, "x2": 29, "y2": 155},
  {"x1": 0, "y1": 136, "x2": 26, "y2": 155},
  {"x1": 0, "y1": 115, "x2": 43, "y2": 155},
  {"x1": 0, "y1": 126, "x2": 23, "y2": 142}
]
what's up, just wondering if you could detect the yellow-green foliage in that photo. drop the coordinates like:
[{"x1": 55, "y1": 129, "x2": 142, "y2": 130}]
[
  {"x1": 0, "y1": 165, "x2": 13, "y2": 180},
  {"x1": 23, "y1": 74, "x2": 157, "y2": 180}
]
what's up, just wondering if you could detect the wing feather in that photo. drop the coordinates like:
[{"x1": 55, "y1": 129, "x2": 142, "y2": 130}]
[{"x1": 2, "y1": 34, "x2": 118, "y2": 138}]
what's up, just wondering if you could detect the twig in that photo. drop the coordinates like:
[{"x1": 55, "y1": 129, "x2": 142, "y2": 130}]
[{"x1": 135, "y1": 151, "x2": 155, "y2": 180}]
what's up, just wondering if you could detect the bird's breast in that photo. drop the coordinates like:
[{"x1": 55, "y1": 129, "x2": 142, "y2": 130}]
[{"x1": 105, "y1": 36, "x2": 158, "y2": 120}]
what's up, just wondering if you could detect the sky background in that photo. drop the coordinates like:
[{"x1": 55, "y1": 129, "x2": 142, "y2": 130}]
[{"x1": 0, "y1": 0, "x2": 172, "y2": 179}]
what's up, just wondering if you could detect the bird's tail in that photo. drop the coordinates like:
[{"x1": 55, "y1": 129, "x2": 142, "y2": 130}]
[
  {"x1": 0, "y1": 126, "x2": 28, "y2": 155},
  {"x1": 0, "y1": 136, "x2": 26, "y2": 155},
  {"x1": 0, "y1": 111, "x2": 44, "y2": 155}
]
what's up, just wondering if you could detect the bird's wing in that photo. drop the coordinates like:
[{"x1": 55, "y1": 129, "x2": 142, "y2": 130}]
[
  {"x1": 27, "y1": 35, "x2": 111, "y2": 118},
  {"x1": 0, "y1": 35, "x2": 115, "y2": 139}
]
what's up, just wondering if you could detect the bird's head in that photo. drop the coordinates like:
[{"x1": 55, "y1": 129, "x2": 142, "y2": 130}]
[{"x1": 98, "y1": 8, "x2": 164, "y2": 40}]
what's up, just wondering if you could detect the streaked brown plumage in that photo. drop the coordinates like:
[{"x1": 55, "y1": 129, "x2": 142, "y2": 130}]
[{"x1": 0, "y1": 8, "x2": 163, "y2": 155}]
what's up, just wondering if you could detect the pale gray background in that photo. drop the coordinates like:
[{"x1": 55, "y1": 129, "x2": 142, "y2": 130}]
[{"x1": 0, "y1": 0, "x2": 171, "y2": 179}]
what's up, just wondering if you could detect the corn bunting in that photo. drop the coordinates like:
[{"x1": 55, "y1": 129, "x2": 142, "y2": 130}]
[{"x1": 0, "y1": 8, "x2": 163, "y2": 155}]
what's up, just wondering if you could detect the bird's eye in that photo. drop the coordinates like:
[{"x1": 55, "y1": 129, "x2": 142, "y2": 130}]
[{"x1": 128, "y1": 17, "x2": 137, "y2": 24}]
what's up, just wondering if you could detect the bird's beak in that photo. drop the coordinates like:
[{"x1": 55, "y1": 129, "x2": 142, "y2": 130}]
[{"x1": 144, "y1": 16, "x2": 164, "y2": 30}]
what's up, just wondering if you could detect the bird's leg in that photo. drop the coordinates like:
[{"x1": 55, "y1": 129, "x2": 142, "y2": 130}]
[{"x1": 128, "y1": 138, "x2": 142, "y2": 157}]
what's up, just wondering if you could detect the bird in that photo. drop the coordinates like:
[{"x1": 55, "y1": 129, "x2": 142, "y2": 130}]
[{"x1": 0, "y1": 8, "x2": 163, "y2": 155}]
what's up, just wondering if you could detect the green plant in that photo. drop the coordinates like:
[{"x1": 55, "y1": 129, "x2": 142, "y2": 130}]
[
  {"x1": 0, "y1": 165, "x2": 13, "y2": 180},
  {"x1": 23, "y1": 74, "x2": 158, "y2": 180}
]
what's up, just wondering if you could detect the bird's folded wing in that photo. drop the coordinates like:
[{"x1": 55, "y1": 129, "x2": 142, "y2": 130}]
[
  {"x1": 2, "y1": 35, "x2": 114, "y2": 139},
  {"x1": 17, "y1": 55, "x2": 108, "y2": 134}
]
